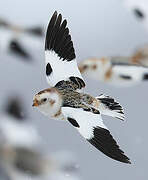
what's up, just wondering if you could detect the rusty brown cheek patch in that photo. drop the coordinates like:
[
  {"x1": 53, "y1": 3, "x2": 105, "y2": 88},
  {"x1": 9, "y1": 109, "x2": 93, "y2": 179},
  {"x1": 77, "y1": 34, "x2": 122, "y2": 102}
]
[
  {"x1": 105, "y1": 68, "x2": 112, "y2": 81},
  {"x1": 54, "y1": 110, "x2": 61, "y2": 118},
  {"x1": 50, "y1": 100, "x2": 55, "y2": 106}
]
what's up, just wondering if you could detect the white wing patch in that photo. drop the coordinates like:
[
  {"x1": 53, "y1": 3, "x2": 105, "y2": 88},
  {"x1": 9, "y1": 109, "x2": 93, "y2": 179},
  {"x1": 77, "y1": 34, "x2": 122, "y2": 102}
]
[
  {"x1": 45, "y1": 50, "x2": 84, "y2": 87},
  {"x1": 61, "y1": 107, "x2": 107, "y2": 139}
]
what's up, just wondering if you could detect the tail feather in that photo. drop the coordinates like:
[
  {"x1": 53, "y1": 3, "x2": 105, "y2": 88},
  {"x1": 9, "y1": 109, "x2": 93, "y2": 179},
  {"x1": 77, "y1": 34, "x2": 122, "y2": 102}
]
[{"x1": 96, "y1": 94, "x2": 124, "y2": 121}]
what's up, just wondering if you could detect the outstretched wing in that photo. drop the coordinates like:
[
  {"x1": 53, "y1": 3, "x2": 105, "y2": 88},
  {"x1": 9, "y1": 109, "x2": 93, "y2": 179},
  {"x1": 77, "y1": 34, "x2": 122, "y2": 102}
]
[
  {"x1": 45, "y1": 11, "x2": 85, "y2": 90},
  {"x1": 62, "y1": 107, "x2": 131, "y2": 164}
]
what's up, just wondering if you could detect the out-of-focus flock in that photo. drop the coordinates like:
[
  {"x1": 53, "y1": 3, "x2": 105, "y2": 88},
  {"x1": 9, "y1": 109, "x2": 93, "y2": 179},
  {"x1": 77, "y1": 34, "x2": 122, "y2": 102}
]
[{"x1": 0, "y1": 0, "x2": 148, "y2": 179}]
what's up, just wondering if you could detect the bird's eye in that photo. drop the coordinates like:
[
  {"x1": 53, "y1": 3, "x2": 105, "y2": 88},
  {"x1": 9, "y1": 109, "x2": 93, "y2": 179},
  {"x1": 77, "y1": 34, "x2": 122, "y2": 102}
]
[
  {"x1": 133, "y1": 8, "x2": 144, "y2": 19},
  {"x1": 43, "y1": 98, "x2": 47, "y2": 102},
  {"x1": 83, "y1": 65, "x2": 88, "y2": 69}
]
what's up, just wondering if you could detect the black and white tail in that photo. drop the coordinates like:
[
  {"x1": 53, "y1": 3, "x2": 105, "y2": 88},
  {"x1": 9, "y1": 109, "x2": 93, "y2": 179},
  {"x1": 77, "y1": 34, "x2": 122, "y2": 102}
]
[{"x1": 96, "y1": 94, "x2": 124, "y2": 121}]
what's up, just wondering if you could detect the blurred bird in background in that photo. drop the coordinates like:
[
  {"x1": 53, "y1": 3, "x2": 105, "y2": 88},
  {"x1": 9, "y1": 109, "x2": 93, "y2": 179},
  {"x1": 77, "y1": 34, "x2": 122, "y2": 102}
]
[
  {"x1": 78, "y1": 0, "x2": 148, "y2": 87},
  {"x1": 0, "y1": 17, "x2": 44, "y2": 61},
  {"x1": 0, "y1": 96, "x2": 81, "y2": 180},
  {"x1": 78, "y1": 47, "x2": 148, "y2": 87},
  {"x1": 125, "y1": 0, "x2": 148, "y2": 32}
]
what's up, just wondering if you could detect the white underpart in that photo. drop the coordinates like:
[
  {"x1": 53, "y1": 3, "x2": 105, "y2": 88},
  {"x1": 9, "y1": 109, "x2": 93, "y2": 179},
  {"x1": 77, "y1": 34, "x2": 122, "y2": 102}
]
[
  {"x1": 62, "y1": 107, "x2": 107, "y2": 139},
  {"x1": 45, "y1": 50, "x2": 84, "y2": 86}
]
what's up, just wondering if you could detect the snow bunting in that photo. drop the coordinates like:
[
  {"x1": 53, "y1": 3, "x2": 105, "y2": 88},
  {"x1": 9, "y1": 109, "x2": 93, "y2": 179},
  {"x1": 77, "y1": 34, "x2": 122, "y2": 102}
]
[
  {"x1": 33, "y1": 11, "x2": 131, "y2": 163},
  {"x1": 0, "y1": 18, "x2": 44, "y2": 60},
  {"x1": 79, "y1": 56, "x2": 148, "y2": 86}
]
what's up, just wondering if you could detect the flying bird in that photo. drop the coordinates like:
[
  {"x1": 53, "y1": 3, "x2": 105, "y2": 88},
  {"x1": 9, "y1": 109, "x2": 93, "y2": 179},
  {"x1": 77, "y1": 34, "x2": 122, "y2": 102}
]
[
  {"x1": 33, "y1": 11, "x2": 131, "y2": 164},
  {"x1": 0, "y1": 18, "x2": 44, "y2": 60},
  {"x1": 79, "y1": 56, "x2": 148, "y2": 87}
]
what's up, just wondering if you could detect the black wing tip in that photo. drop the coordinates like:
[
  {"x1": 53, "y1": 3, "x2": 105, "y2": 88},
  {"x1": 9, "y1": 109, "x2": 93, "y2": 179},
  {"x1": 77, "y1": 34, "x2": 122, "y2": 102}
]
[
  {"x1": 9, "y1": 39, "x2": 31, "y2": 59},
  {"x1": 88, "y1": 127, "x2": 131, "y2": 164},
  {"x1": 45, "y1": 11, "x2": 76, "y2": 61},
  {"x1": 50, "y1": 11, "x2": 58, "y2": 20},
  {"x1": 53, "y1": 10, "x2": 58, "y2": 16},
  {"x1": 51, "y1": 11, "x2": 58, "y2": 21},
  {"x1": 124, "y1": 158, "x2": 131, "y2": 164},
  {"x1": 5, "y1": 97, "x2": 27, "y2": 121},
  {"x1": 143, "y1": 73, "x2": 148, "y2": 80}
]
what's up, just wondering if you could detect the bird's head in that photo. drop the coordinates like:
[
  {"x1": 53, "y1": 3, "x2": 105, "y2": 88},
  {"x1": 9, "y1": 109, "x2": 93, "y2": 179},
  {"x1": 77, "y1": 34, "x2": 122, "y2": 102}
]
[{"x1": 33, "y1": 88, "x2": 63, "y2": 117}]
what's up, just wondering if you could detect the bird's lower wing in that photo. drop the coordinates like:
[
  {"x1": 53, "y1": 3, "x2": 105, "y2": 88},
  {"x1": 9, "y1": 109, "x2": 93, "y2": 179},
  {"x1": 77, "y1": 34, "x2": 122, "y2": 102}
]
[
  {"x1": 62, "y1": 107, "x2": 131, "y2": 164},
  {"x1": 45, "y1": 11, "x2": 85, "y2": 91}
]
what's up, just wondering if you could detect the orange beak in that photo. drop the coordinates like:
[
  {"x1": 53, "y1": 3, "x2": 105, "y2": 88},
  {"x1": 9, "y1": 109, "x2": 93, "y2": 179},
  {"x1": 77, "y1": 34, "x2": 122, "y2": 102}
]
[{"x1": 32, "y1": 100, "x2": 39, "y2": 107}]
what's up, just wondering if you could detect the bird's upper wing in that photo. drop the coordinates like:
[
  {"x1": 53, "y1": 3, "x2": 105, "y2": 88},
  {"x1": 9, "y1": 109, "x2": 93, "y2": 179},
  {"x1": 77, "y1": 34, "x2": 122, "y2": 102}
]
[
  {"x1": 45, "y1": 11, "x2": 85, "y2": 90},
  {"x1": 62, "y1": 107, "x2": 131, "y2": 164}
]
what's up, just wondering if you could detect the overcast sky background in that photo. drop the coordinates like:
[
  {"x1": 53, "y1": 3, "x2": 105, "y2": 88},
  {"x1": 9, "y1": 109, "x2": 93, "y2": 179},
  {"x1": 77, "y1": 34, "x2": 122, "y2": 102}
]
[{"x1": 0, "y1": 0, "x2": 148, "y2": 179}]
